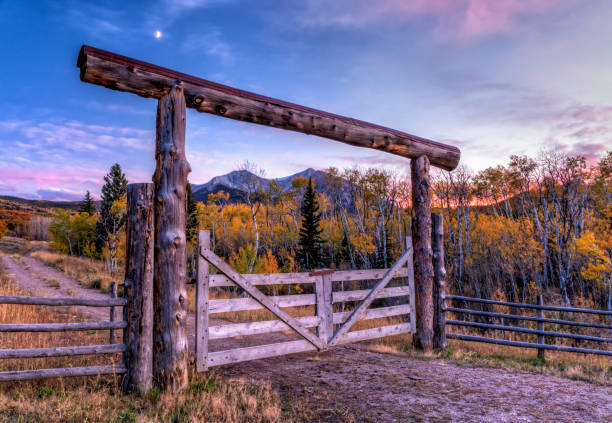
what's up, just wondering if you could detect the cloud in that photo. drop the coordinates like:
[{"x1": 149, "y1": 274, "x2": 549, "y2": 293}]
[
  {"x1": 295, "y1": 0, "x2": 580, "y2": 43},
  {"x1": 182, "y1": 31, "x2": 234, "y2": 65},
  {"x1": 35, "y1": 188, "x2": 85, "y2": 202}
]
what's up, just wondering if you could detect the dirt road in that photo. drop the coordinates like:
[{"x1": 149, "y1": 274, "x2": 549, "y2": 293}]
[{"x1": 2, "y1": 254, "x2": 611, "y2": 422}]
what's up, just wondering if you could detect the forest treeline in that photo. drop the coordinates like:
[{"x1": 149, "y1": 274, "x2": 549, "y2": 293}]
[{"x1": 1, "y1": 150, "x2": 610, "y2": 310}]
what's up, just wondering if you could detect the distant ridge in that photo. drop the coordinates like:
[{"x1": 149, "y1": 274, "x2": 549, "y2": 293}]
[{"x1": 190, "y1": 168, "x2": 335, "y2": 203}]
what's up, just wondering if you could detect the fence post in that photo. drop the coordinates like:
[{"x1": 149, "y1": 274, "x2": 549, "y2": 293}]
[
  {"x1": 109, "y1": 281, "x2": 117, "y2": 344},
  {"x1": 314, "y1": 270, "x2": 334, "y2": 346},
  {"x1": 196, "y1": 230, "x2": 210, "y2": 372},
  {"x1": 411, "y1": 155, "x2": 434, "y2": 351},
  {"x1": 152, "y1": 84, "x2": 190, "y2": 392},
  {"x1": 123, "y1": 182, "x2": 154, "y2": 393},
  {"x1": 537, "y1": 295, "x2": 545, "y2": 360},
  {"x1": 432, "y1": 213, "x2": 446, "y2": 350}
]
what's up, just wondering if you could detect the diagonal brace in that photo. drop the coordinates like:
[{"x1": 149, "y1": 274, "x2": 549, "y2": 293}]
[
  {"x1": 200, "y1": 248, "x2": 326, "y2": 350},
  {"x1": 327, "y1": 247, "x2": 412, "y2": 347}
]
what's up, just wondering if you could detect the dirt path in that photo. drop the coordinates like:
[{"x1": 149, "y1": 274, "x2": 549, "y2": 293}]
[
  {"x1": 1, "y1": 255, "x2": 116, "y2": 321},
  {"x1": 2, "y1": 254, "x2": 611, "y2": 422}
]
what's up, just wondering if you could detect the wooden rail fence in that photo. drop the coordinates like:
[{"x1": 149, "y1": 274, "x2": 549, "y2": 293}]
[
  {"x1": 0, "y1": 289, "x2": 127, "y2": 381},
  {"x1": 196, "y1": 231, "x2": 415, "y2": 370},
  {"x1": 440, "y1": 294, "x2": 612, "y2": 358}
]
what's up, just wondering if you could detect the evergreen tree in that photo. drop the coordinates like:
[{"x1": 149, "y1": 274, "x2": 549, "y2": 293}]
[
  {"x1": 297, "y1": 178, "x2": 324, "y2": 270},
  {"x1": 186, "y1": 183, "x2": 199, "y2": 244},
  {"x1": 95, "y1": 163, "x2": 128, "y2": 273},
  {"x1": 79, "y1": 190, "x2": 96, "y2": 215}
]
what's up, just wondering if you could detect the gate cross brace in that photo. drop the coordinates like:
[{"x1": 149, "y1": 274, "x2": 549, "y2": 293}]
[
  {"x1": 328, "y1": 246, "x2": 413, "y2": 347},
  {"x1": 199, "y1": 248, "x2": 326, "y2": 350}
]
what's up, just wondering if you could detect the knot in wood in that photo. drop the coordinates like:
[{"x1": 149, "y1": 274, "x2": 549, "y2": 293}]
[
  {"x1": 175, "y1": 313, "x2": 181, "y2": 322},
  {"x1": 169, "y1": 145, "x2": 177, "y2": 156},
  {"x1": 178, "y1": 295, "x2": 185, "y2": 305},
  {"x1": 173, "y1": 236, "x2": 181, "y2": 248},
  {"x1": 216, "y1": 105, "x2": 227, "y2": 115},
  {"x1": 193, "y1": 95, "x2": 204, "y2": 105}
]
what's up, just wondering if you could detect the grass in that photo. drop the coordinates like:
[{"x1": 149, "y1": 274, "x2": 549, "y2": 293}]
[{"x1": 0, "y1": 262, "x2": 284, "y2": 423}]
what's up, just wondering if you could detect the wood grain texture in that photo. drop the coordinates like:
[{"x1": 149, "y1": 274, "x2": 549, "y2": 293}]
[
  {"x1": 124, "y1": 183, "x2": 154, "y2": 392},
  {"x1": 0, "y1": 321, "x2": 126, "y2": 332},
  {"x1": 153, "y1": 84, "x2": 191, "y2": 392},
  {"x1": 196, "y1": 230, "x2": 210, "y2": 372},
  {"x1": 316, "y1": 273, "x2": 333, "y2": 344},
  {"x1": 109, "y1": 281, "x2": 117, "y2": 344},
  {"x1": 208, "y1": 304, "x2": 411, "y2": 340},
  {"x1": 0, "y1": 364, "x2": 126, "y2": 381},
  {"x1": 208, "y1": 323, "x2": 413, "y2": 366},
  {"x1": 208, "y1": 267, "x2": 410, "y2": 287},
  {"x1": 432, "y1": 213, "x2": 447, "y2": 350},
  {"x1": 200, "y1": 248, "x2": 325, "y2": 349},
  {"x1": 328, "y1": 249, "x2": 411, "y2": 347},
  {"x1": 0, "y1": 344, "x2": 126, "y2": 359},
  {"x1": 406, "y1": 236, "x2": 417, "y2": 333},
  {"x1": 411, "y1": 156, "x2": 434, "y2": 351},
  {"x1": 77, "y1": 45, "x2": 460, "y2": 170},
  {"x1": 208, "y1": 286, "x2": 410, "y2": 314},
  {"x1": 0, "y1": 296, "x2": 126, "y2": 307}
]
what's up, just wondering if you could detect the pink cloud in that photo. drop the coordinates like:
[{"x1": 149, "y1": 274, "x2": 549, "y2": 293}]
[{"x1": 298, "y1": 0, "x2": 581, "y2": 42}]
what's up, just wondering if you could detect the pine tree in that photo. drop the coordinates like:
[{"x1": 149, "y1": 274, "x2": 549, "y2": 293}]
[
  {"x1": 95, "y1": 163, "x2": 128, "y2": 273},
  {"x1": 186, "y1": 183, "x2": 199, "y2": 244},
  {"x1": 297, "y1": 178, "x2": 324, "y2": 270},
  {"x1": 79, "y1": 190, "x2": 96, "y2": 215}
]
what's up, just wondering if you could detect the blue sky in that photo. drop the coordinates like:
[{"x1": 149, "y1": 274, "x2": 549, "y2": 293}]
[{"x1": 1, "y1": 0, "x2": 611, "y2": 200}]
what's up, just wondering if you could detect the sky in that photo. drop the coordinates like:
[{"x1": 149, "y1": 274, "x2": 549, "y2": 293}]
[{"x1": 1, "y1": 0, "x2": 611, "y2": 201}]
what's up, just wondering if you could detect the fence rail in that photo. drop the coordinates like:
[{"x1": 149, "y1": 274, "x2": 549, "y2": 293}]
[
  {"x1": 442, "y1": 294, "x2": 612, "y2": 358},
  {"x1": 0, "y1": 285, "x2": 127, "y2": 382}
]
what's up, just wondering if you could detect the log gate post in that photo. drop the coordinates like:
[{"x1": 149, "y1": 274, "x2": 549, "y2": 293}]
[
  {"x1": 153, "y1": 83, "x2": 191, "y2": 391},
  {"x1": 314, "y1": 270, "x2": 334, "y2": 345},
  {"x1": 124, "y1": 183, "x2": 154, "y2": 392},
  {"x1": 411, "y1": 155, "x2": 434, "y2": 351},
  {"x1": 196, "y1": 230, "x2": 210, "y2": 372},
  {"x1": 432, "y1": 213, "x2": 447, "y2": 349}
]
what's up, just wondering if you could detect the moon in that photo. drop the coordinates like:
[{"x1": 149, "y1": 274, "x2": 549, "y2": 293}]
[{"x1": 155, "y1": 30, "x2": 162, "y2": 39}]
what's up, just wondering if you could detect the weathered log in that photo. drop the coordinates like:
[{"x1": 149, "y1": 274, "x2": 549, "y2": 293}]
[
  {"x1": 109, "y1": 281, "x2": 117, "y2": 344},
  {"x1": 315, "y1": 272, "x2": 333, "y2": 344},
  {"x1": 0, "y1": 364, "x2": 126, "y2": 382},
  {"x1": 0, "y1": 344, "x2": 125, "y2": 359},
  {"x1": 77, "y1": 45, "x2": 461, "y2": 171},
  {"x1": 432, "y1": 213, "x2": 447, "y2": 349},
  {"x1": 0, "y1": 296, "x2": 126, "y2": 307},
  {"x1": 537, "y1": 295, "x2": 545, "y2": 360},
  {"x1": 208, "y1": 267, "x2": 411, "y2": 287},
  {"x1": 411, "y1": 155, "x2": 434, "y2": 350},
  {"x1": 196, "y1": 230, "x2": 210, "y2": 372},
  {"x1": 124, "y1": 183, "x2": 154, "y2": 392},
  {"x1": 153, "y1": 84, "x2": 191, "y2": 392},
  {"x1": 0, "y1": 321, "x2": 126, "y2": 332}
]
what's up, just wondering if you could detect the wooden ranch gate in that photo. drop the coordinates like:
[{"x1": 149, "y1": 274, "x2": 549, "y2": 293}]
[
  {"x1": 195, "y1": 231, "x2": 416, "y2": 370},
  {"x1": 0, "y1": 45, "x2": 461, "y2": 392}
]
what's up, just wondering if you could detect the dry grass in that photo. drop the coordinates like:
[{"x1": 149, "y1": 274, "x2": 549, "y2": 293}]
[
  {"x1": 30, "y1": 250, "x2": 118, "y2": 293},
  {"x1": 0, "y1": 263, "x2": 284, "y2": 423}
]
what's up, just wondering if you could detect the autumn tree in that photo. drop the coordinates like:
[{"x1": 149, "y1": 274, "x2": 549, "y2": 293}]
[{"x1": 297, "y1": 178, "x2": 324, "y2": 270}]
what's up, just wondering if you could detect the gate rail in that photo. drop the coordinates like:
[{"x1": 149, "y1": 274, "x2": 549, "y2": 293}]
[
  {"x1": 196, "y1": 231, "x2": 415, "y2": 370},
  {"x1": 443, "y1": 294, "x2": 612, "y2": 358},
  {"x1": 0, "y1": 283, "x2": 127, "y2": 381}
]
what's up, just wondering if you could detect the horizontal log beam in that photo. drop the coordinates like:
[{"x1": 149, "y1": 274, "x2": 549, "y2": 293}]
[
  {"x1": 447, "y1": 320, "x2": 612, "y2": 343},
  {"x1": 0, "y1": 364, "x2": 127, "y2": 382},
  {"x1": 0, "y1": 344, "x2": 126, "y2": 359},
  {"x1": 209, "y1": 303, "x2": 411, "y2": 339},
  {"x1": 208, "y1": 322, "x2": 413, "y2": 366},
  {"x1": 446, "y1": 295, "x2": 612, "y2": 315},
  {"x1": 0, "y1": 321, "x2": 127, "y2": 332},
  {"x1": 447, "y1": 334, "x2": 612, "y2": 357},
  {"x1": 208, "y1": 267, "x2": 411, "y2": 287},
  {"x1": 0, "y1": 295, "x2": 127, "y2": 307},
  {"x1": 445, "y1": 307, "x2": 612, "y2": 329},
  {"x1": 209, "y1": 286, "x2": 410, "y2": 314},
  {"x1": 77, "y1": 45, "x2": 460, "y2": 170}
]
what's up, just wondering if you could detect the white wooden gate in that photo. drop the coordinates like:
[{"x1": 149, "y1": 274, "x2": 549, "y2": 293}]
[{"x1": 195, "y1": 230, "x2": 415, "y2": 371}]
